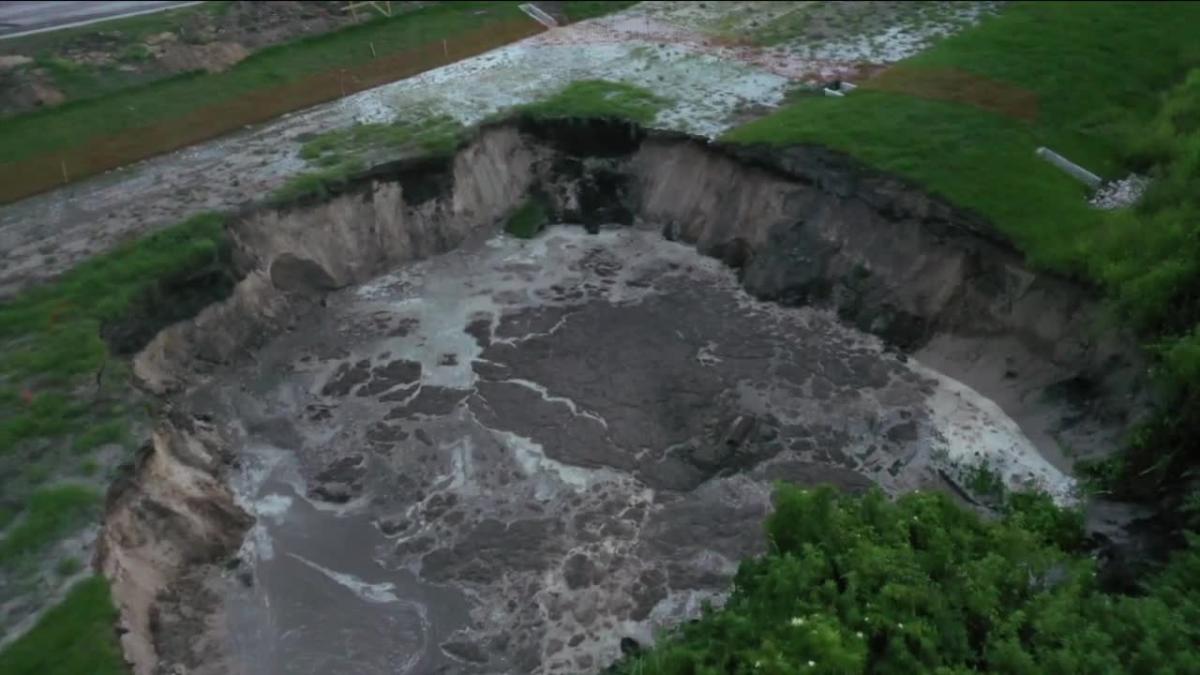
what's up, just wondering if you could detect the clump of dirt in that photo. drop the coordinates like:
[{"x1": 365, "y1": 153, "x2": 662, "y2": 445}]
[{"x1": 0, "y1": 1, "x2": 436, "y2": 117}]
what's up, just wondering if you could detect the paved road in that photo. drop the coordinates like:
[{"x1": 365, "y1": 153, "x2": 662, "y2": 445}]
[{"x1": 0, "y1": 1, "x2": 201, "y2": 40}]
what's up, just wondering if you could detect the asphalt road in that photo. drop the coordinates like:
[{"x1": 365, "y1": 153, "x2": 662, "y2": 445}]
[{"x1": 0, "y1": 1, "x2": 202, "y2": 40}]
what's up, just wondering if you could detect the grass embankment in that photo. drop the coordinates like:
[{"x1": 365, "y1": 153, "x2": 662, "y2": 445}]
[
  {"x1": 272, "y1": 114, "x2": 466, "y2": 205},
  {"x1": 0, "y1": 577, "x2": 126, "y2": 675},
  {"x1": 0, "y1": 213, "x2": 228, "y2": 462},
  {"x1": 0, "y1": 214, "x2": 232, "y2": 671},
  {"x1": 727, "y1": 1, "x2": 1200, "y2": 517}
]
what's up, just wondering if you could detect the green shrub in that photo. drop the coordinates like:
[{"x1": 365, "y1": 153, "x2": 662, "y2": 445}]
[
  {"x1": 269, "y1": 161, "x2": 364, "y2": 205},
  {"x1": 505, "y1": 198, "x2": 548, "y2": 238},
  {"x1": 616, "y1": 486, "x2": 1200, "y2": 674},
  {"x1": 55, "y1": 557, "x2": 82, "y2": 577}
]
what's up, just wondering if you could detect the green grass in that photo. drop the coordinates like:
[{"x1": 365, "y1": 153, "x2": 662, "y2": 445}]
[
  {"x1": 269, "y1": 161, "x2": 365, "y2": 206},
  {"x1": 560, "y1": 0, "x2": 640, "y2": 22},
  {"x1": 72, "y1": 420, "x2": 128, "y2": 454},
  {"x1": 0, "y1": 212, "x2": 227, "y2": 384},
  {"x1": 0, "y1": 485, "x2": 99, "y2": 569},
  {"x1": 0, "y1": 577, "x2": 126, "y2": 675},
  {"x1": 516, "y1": 79, "x2": 669, "y2": 124},
  {"x1": 505, "y1": 198, "x2": 549, "y2": 238},
  {"x1": 0, "y1": 2, "x2": 530, "y2": 162},
  {"x1": 55, "y1": 557, "x2": 82, "y2": 578},
  {"x1": 299, "y1": 114, "x2": 465, "y2": 168},
  {"x1": 0, "y1": 210, "x2": 226, "y2": 537},
  {"x1": 117, "y1": 44, "x2": 154, "y2": 63}
]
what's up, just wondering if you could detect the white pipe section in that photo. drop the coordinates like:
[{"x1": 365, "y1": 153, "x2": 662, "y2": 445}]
[
  {"x1": 518, "y1": 3, "x2": 558, "y2": 29},
  {"x1": 1035, "y1": 147, "x2": 1102, "y2": 188}
]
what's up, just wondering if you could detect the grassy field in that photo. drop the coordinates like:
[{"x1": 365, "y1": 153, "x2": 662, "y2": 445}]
[
  {"x1": 727, "y1": 1, "x2": 1200, "y2": 273},
  {"x1": 0, "y1": 210, "x2": 227, "y2": 495},
  {"x1": 0, "y1": 485, "x2": 99, "y2": 571},
  {"x1": 0, "y1": 2, "x2": 529, "y2": 166}
]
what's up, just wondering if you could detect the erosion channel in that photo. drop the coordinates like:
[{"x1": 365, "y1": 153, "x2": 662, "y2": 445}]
[{"x1": 97, "y1": 119, "x2": 1145, "y2": 675}]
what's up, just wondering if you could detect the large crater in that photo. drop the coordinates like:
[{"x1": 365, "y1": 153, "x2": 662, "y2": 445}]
[{"x1": 98, "y1": 119, "x2": 1145, "y2": 675}]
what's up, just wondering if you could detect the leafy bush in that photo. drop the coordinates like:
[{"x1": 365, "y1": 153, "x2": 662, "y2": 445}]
[
  {"x1": 615, "y1": 486, "x2": 1200, "y2": 674},
  {"x1": 506, "y1": 198, "x2": 549, "y2": 238}
]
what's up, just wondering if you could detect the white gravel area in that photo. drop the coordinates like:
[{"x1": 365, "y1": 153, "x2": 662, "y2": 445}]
[
  {"x1": 1090, "y1": 174, "x2": 1150, "y2": 210},
  {"x1": 345, "y1": 1, "x2": 1000, "y2": 138}
]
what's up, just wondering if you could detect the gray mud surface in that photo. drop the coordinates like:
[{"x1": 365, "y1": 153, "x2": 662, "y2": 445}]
[{"x1": 184, "y1": 226, "x2": 1066, "y2": 674}]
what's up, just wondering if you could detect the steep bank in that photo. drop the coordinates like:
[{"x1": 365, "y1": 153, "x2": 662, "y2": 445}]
[{"x1": 99, "y1": 118, "x2": 1146, "y2": 674}]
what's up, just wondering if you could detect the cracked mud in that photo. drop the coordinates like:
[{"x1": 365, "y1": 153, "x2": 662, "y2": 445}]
[{"x1": 188, "y1": 227, "x2": 1069, "y2": 674}]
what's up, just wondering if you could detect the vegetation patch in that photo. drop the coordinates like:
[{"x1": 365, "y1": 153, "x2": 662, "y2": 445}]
[
  {"x1": 0, "y1": 484, "x2": 99, "y2": 571},
  {"x1": 614, "y1": 485, "x2": 1199, "y2": 674},
  {"x1": 505, "y1": 198, "x2": 550, "y2": 239},
  {"x1": 0, "y1": 576, "x2": 126, "y2": 675},
  {"x1": 298, "y1": 114, "x2": 464, "y2": 168},
  {"x1": 269, "y1": 160, "x2": 365, "y2": 206},
  {"x1": 516, "y1": 79, "x2": 669, "y2": 124}
]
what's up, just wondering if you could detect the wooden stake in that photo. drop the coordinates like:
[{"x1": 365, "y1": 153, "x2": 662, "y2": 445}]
[
  {"x1": 369, "y1": 41, "x2": 377, "y2": 58},
  {"x1": 443, "y1": 39, "x2": 448, "y2": 58},
  {"x1": 61, "y1": 160, "x2": 69, "y2": 184}
]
